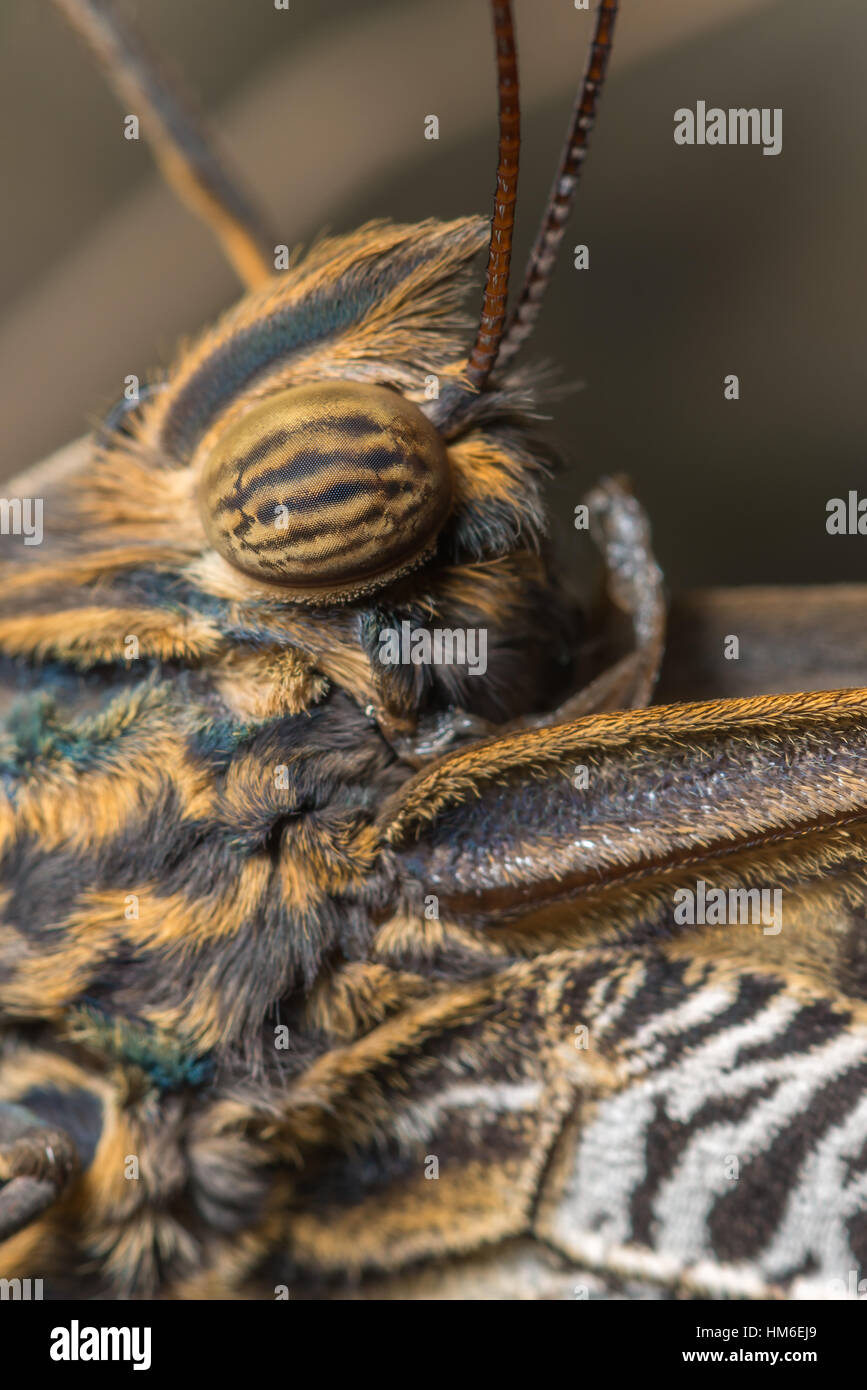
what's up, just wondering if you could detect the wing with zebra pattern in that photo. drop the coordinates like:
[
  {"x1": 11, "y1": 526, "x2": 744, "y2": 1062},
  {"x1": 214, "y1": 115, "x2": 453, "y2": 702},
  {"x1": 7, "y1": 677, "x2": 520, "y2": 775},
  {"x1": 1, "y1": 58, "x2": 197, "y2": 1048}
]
[
  {"x1": 270, "y1": 941, "x2": 867, "y2": 1300},
  {"x1": 262, "y1": 688, "x2": 867, "y2": 1299}
]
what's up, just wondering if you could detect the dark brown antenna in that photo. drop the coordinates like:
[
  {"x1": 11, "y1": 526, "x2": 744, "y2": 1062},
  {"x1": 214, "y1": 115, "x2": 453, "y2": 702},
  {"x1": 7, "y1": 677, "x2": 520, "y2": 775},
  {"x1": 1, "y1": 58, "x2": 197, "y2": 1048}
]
[
  {"x1": 495, "y1": 0, "x2": 618, "y2": 371},
  {"x1": 465, "y1": 2, "x2": 521, "y2": 392}
]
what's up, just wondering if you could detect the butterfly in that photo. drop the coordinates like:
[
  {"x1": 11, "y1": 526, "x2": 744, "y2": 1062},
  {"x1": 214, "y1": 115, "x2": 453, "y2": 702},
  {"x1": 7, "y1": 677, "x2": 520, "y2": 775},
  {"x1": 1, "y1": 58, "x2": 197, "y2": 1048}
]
[{"x1": 0, "y1": 0, "x2": 865, "y2": 1301}]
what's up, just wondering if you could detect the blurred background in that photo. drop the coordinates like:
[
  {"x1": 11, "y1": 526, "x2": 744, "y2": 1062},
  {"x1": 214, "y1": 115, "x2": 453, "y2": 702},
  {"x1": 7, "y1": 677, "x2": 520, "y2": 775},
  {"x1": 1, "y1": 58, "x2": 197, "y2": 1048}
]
[{"x1": 0, "y1": 0, "x2": 864, "y2": 591}]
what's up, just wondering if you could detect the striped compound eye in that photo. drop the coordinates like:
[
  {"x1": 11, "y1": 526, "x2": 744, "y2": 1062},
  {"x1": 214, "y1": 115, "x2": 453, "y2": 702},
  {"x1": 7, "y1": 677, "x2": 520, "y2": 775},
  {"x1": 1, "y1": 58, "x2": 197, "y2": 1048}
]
[{"x1": 197, "y1": 381, "x2": 452, "y2": 601}]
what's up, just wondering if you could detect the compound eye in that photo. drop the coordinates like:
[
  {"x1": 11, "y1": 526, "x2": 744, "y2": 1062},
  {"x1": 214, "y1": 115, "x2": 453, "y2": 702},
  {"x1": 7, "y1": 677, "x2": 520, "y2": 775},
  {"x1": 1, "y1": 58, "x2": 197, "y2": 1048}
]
[{"x1": 197, "y1": 381, "x2": 451, "y2": 600}]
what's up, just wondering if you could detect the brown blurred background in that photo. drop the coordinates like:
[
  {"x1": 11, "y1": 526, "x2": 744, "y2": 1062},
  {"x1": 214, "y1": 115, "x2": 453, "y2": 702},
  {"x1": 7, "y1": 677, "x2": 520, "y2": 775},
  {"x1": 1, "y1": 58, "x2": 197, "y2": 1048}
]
[{"x1": 0, "y1": 0, "x2": 864, "y2": 591}]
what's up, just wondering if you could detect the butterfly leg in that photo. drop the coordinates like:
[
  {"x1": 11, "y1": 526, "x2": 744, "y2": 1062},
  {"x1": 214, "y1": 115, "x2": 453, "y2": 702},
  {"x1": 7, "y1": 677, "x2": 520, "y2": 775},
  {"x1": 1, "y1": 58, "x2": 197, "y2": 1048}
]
[
  {"x1": 493, "y1": 475, "x2": 665, "y2": 732},
  {"x1": 544, "y1": 474, "x2": 666, "y2": 719},
  {"x1": 0, "y1": 1101, "x2": 79, "y2": 1243},
  {"x1": 388, "y1": 478, "x2": 665, "y2": 763}
]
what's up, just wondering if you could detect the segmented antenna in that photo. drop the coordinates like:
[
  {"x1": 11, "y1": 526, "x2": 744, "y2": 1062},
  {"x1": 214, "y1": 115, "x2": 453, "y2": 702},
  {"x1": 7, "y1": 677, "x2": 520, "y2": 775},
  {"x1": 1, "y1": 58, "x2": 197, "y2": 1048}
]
[
  {"x1": 494, "y1": 0, "x2": 618, "y2": 371},
  {"x1": 51, "y1": 0, "x2": 276, "y2": 290},
  {"x1": 465, "y1": 1, "x2": 521, "y2": 392}
]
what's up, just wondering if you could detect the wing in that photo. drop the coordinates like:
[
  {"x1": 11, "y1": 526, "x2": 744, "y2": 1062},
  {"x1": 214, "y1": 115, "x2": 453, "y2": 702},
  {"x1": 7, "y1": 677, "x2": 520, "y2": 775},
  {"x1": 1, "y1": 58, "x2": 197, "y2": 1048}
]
[
  {"x1": 217, "y1": 688, "x2": 867, "y2": 1299},
  {"x1": 223, "y1": 937, "x2": 867, "y2": 1301}
]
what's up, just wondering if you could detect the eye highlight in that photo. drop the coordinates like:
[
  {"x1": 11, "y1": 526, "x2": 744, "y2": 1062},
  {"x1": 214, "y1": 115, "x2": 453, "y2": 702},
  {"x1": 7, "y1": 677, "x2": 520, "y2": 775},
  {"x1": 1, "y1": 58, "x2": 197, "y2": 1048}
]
[{"x1": 197, "y1": 381, "x2": 452, "y2": 600}]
